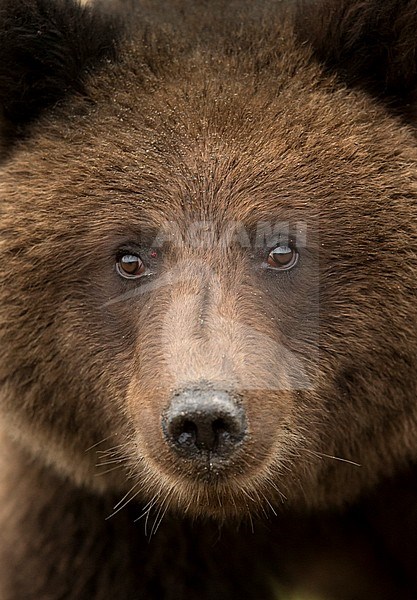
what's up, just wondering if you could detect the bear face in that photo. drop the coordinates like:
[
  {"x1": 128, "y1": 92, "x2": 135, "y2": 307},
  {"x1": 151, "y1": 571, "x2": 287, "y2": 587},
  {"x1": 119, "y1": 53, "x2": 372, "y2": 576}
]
[{"x1": 1, "y1": 0, "x2": 417, "y2": 525}]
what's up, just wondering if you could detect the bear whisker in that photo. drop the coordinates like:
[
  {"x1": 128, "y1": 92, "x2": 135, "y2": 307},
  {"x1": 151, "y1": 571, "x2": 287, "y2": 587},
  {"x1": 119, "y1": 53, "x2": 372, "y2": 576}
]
[
  {"x1": 149, "y1": 494, "x2": 172, "y2": 539},
  {"x1": 262, "y1": 476, "x2": 287, "y2": 503},
  {"x1": 134, "y1": 494, "x2": 161, "y2": 523},
  {"x1": 106, "y1": 481, "x2": 143, "y2": 519},
  {"x1": 96, "y1": 458, "x2": 127, "y2": 467},
  {"x1": 257, "y1": 490, "x2": 278, "y2": 517},
  {"x1": 96, "y1": 442, "x2": 131, "y2": 456},
  {"x1": 84, "y1": 435, "x2": 114, "y2": 453},
  {"x1": 94, "y1": 465, "x2": 125, "y2": 477},
  {"x1": 308, "y1": 450, "x2": 361, "y2": 468}
]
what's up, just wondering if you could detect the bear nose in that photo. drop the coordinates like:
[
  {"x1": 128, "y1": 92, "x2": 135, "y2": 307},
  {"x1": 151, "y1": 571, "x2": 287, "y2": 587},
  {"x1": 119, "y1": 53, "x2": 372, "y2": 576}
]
[{"x1": 163, "y1": 389, "x2": 246, "y2": 457}]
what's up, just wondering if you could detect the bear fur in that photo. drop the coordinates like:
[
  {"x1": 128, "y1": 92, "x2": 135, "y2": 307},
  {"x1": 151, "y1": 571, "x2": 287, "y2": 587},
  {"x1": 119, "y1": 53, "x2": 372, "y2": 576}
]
[{"x1": 1, "y1": 0, "x2": 417, "y2": 598}]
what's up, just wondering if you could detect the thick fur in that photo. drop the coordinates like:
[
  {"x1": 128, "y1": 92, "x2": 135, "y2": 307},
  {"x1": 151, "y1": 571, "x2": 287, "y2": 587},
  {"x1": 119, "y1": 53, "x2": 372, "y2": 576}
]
[
  {"x1": 296, "y1": 0, "x2": 417, "y2": 105},
  {"x1": 1, "y1": 0, "x2": 417, "y2": 598},
  {"x1": 0, "y1": 0, "x2": 121, "y2": 143}
]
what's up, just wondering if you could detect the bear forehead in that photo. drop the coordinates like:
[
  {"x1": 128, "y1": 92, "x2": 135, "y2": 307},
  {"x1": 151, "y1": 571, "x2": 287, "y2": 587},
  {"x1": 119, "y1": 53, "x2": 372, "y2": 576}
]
[
  {"x1": 2, "y1": 18, "x2": 416, "y2": 233},
  {"x1": 6, "y1": 82, "x2": 411, "y2": 217}
]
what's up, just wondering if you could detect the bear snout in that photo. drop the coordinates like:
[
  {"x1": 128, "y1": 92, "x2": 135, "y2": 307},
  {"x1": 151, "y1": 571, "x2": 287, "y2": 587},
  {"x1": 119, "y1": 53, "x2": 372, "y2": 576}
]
[{"x1": 162, "y1": 387, "x2": 247, "y2": 460}]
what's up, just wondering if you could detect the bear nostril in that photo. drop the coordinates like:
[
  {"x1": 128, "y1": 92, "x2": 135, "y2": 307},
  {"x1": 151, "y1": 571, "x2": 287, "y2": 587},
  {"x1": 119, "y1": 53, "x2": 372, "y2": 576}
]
[
  {"x1": 177, "y1": 420, "x2": 198, "y2": 448},
  {"x1": 173, "y1": 415, "x2": 235, "y2": 451},
  {"x1": 163, "y1": 389, "x2": 246, "y2": 458}
]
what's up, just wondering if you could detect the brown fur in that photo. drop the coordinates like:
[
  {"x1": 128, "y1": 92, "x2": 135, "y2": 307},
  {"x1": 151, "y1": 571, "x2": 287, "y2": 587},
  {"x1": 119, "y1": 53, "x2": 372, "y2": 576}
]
[{"x1": 1, "y1": 0, "x2": 417, "y2": 598}]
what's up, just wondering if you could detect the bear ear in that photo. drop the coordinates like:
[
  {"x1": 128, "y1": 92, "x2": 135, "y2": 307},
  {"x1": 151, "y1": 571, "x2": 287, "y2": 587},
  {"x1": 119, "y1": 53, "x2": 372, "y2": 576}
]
[
  {"x1": 295, "y1": 0, "x2": 417, "y2": 110},
  {"x1": 0, "y1": 0, "x2": 122, "y2": 131}
]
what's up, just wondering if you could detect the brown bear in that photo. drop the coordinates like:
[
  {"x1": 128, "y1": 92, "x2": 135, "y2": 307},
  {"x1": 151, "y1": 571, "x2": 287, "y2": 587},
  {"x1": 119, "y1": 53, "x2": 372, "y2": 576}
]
[{"x1": 1, "y1": 0, "x2": 417, "y2": 598}]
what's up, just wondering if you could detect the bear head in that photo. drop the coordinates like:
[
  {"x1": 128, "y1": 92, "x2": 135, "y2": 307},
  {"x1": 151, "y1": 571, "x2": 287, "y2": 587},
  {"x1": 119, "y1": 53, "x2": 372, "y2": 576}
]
[{"x1": 0, "y1": 0, "x2": 417, "y2": 520}]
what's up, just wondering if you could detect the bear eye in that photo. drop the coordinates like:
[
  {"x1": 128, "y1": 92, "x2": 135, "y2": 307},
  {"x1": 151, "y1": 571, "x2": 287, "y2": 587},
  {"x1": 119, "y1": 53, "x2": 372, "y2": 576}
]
[
  {"x1": 116, "y1": 254, "x2": 146, "y2": 279},
  {"x1": 266, "y1": 244, "x2": 298, "y2": 271}
]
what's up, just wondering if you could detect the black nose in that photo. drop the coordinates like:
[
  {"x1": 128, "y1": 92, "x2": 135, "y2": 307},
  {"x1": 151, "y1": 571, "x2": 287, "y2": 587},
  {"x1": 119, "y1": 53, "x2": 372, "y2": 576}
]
[{"x1": 163, "y1": 388, "x2": 246, "y2": 458}]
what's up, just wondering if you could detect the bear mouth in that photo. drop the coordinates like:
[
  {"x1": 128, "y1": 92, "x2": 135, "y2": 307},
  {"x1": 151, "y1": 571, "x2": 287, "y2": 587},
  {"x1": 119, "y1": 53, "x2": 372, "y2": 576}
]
[{"x1": 117, "y1": 434, "x2": 293, "y2": 521}]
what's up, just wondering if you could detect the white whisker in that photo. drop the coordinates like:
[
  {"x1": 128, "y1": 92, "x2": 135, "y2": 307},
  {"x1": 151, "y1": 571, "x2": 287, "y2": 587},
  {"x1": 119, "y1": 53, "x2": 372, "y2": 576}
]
[
  {"x1": 84, "y1": 435, "x2": 114, "y2": 452},
  {"x1": 106, "y1": 482, "x2": 142, "y2": 519},
  {"x1": 310, "y1": 450, "x2": 361, "y2": 468}
]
